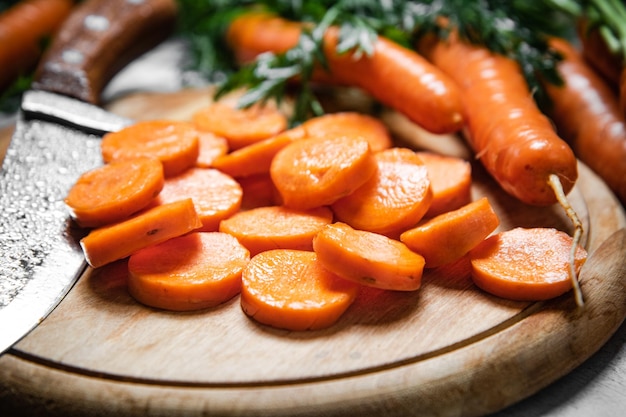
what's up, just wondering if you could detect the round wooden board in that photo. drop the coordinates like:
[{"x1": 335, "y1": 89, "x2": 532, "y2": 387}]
[{"x1": 1, "y1": 89, "x2": 625, "y2": 417}]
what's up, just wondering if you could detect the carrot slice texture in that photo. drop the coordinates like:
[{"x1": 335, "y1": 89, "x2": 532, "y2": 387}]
[
  {"x1": 416, "y1": 151, "x2": 472, "y2": 218},
  {"x1": 192, "y1": 102, "x2": 288, "y2": 150},
  {"x1": 80, "y1": 199, "x2": 202, "y2": 269},
  {"x1": 219, "y1": 205, "x2": 333, "y2": 256},
  {"x1": 196, "y1": 131, "x2": 228, "y2": 168},
  {"x1": 154, "y1": 167, "x2": 242, "y2": 232},
  {"x1": 400, "y1": 197, "x2": 500, "y2": 268},
  {"x1": 331, "y1": 147, "x2": 433, "y2": 237},
  {"x1": 127, "y1": 232, "x2": 250, "y2": 311},
  {"x1": 469, "y1": 227, "x2": 588, "y2": 301},
  {"x1": 270, "y1": 136, "x2": 376, "y2": 209},
  {"x1": 313, "y1": 222, "x2": 424, "y2": 291},
  {"x1": 65, "y1": 157, "x2": 164, "y2": 228},
  {"x1": 101, "y1": 120, "x2": 200, "y2": 177},
  {"x1": 301, "y1": 112, "x2": 393, "y2": 152},
  {"x1": 241, "y1": 249, "x2": 359, "y2": 331}
]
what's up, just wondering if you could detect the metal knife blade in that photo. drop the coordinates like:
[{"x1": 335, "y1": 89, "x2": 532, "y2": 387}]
[{"x1": 0, "y1": 0, "x2": 177, "y2": 354}]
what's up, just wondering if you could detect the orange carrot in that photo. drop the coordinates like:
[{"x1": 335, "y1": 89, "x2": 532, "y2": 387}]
[
  {"x1": 195, "y1": 131, "x2": 228, "y2": 168},
  {"x1": 219, "y1": 205, "x2": 333, "y2": 256},
  {"x1": 80, "y1": 199, "x2": 202, "y2": 269},
  {"x1": 153, "y1": 167, "x2": 242, "y2": 232},
  {"x1": 65, "y1": 157, "x2": 164, "y2": 228},
  {"x1": 240, "y1": 249, "x2": 359, "y2": 331},
  {"x1": 469, "y1": 227, "x2": 588, "y2": 301},
  {"x1": 301, "y1": 112, "x2": 393, "y2": 152},
  {"x1": 101, "y1": 120, "x2": 200, "y2": 177},
  {"x1": 270, "y1": 135, "x2": 377, "y2": 209},
  {"x1": 416, "y1": 151, "x2": 472, "y2": 218},
  {"x1": 577, "y1": 19, "x2": 621, "y2": 87},
  {"x1": 226, "y1": 12, "x2": 465, "y2": 134},
  {"x1": 0, "y1": 0, "x2": 73, "y2": 92},
  {"x1": 313, "y1": 222, "x2": 425, "y2": 291},
  {"x1": 192, "y1": 101, "x2": 288, "y2": 150},
  {"x1": 237, "y1": 174, "x2": 280, "y2": 210},
  {"x1": 400, "y1": 197, "x2": 500, "y2": 268},
  {"x1": 127, "y1": 232, "x2": 250, "y2": 311},
  {"x1": 331, "y1": 147, "x2": 433, "y2": 238}
]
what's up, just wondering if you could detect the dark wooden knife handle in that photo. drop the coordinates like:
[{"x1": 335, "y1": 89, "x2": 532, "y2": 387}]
[{"x1": 32, "y1": 0, "x2": 177, "y2": 105}]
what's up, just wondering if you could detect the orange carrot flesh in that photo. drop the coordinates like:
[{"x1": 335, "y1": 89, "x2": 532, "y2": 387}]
[
  {"x1": 400, "y1": 197, "x2": 500, "y2": 268},
  {"x1": 237, "y1": 174, "x2": 280, "y2": 210},
  {"x1": 127, "y1": 232, "x2": 250, "y2": 311},
  {"x1": 153, "y1": 167, "x2": 242, "y2": 232},
  {"x1": 331, "y1": 147, "x2": 432, "y2": 237},
  {"x1": 416, "y1": 151, "x2": 472, "y2": 218},
  {"x1": 192, "y1": 102, "x2": 288, "y2": 150},
  {"x1": 469, "y1": 227, "x2": 588, "y2": 301},
  {"x1": 80, "y1": 199, "x2": 202, "y2": 269},
  {"x1": 313, "y1": 222, "x2": 425, "y2": 291},
  {"x1": 101, "y1": 120, "x2": 200, "y2": 177},
  {"x1": 195, "y1": 131, "x2": 228, "y2": 168},
  {"x1": 301, "y1": 112, "x2": 393, "y2": 152},
  {"x1": 219, "y1": 205, "x2": 333, "y2": 256},
  {"x1": 65, "y1": 157, "x2": 164, "y2": 228},
  {"x1": 240, "y1": 249, "x2": 359, "y2": 331},
  {"x1": 270, "y1": 135, "x2": 377, "y2": 209}
]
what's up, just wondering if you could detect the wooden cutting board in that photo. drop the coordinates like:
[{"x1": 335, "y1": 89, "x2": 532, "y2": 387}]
[{"x1": 1, "y1": 88, "x2": 625, "y2": 417}]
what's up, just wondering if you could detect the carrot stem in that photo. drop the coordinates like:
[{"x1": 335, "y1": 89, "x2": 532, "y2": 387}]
[{"x1": 548, "y1": 173, "x2": 584, "y2": 307}]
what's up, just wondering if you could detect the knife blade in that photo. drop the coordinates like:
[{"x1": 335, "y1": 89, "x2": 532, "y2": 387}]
[{"x1": 0, "y1": 0, "x2": 177, "y2": 354}]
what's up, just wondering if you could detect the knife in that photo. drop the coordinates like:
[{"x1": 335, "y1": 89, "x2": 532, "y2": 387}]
[{"x1": 0, "y1": 0, "x2": 177, "y2": 354}]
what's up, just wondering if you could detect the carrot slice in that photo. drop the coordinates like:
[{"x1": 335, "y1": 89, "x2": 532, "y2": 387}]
[
  {"x1": 331, "y1": 147, "x2": 433, "y2": 237},
  {"x1": 400, "y1": 197, "x2": 500, "y2": 268},
  {"x1": 240, "y1": 249, "x2": 359, "y2": 331},
  {"x1": 65, "y1": 157, "x2": 164, "y2": 228},
  {"x1": 416, "y1": 151, "x2": 472, "y2": 218},
  {"x1": 153, "y1": 167, "x2": 242, "y2": 232},
  {"x1": 101, "y1": 120, "x2": 200, "y2": 177},
  {"x1": 192, "y1": 102, "x2": 288, "y2": 150},
  {"x1": 469, "y1": 227, "x2": 588, "y2": 301},
  {"x1": 127, "y1": 232, "x2": 250, "y2": 311},
  {"x1": 80, "y1": 199, "x2": 202, "y2": 269},
  {"x1": 313, "y1": 222, "x2": 424, "y2": 291},
  {"x1": 301, "y1": 112, "x2": 393, "y2": 152},
  {"x1": 270, "y1": 135, "x2": 376, "y2": 209},
  {"x1": 237, "y1": 174, "x2": 280, "y2": 210},
  {"x1": 196, "y1": 131, "x2": 228, "y2": 168},
  {"x1": 219, "y1": 205, "x2": 333, "y2": 256}
]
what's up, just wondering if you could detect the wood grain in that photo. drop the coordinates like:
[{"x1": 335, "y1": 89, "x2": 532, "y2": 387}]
[{"x1": 0, "y1": 89, "x2": 625, "y2": 417}]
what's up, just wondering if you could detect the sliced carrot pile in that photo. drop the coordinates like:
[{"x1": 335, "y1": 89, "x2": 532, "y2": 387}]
[
  {"x1": 101, "y1": 120, "x2": 200, "y2": 177},
  {"x1": 416, "y1": 151, "x2": 472, "y2": 218},
  {"x1": 469, "y1": 227, "x2": 588, "y2": 301},
  {"x1": 80, "y1": 199, "x2": 202, "y2": 269},
  {"x1": 65, "y1": 157, "x2": 164, "y2": 228},
  {"x1": 192, "y1": 102, "x2": 288, "y2": 150},
  {"x1": 153, "y1": 167, "x2": 242, "y2": 232},
  {"x1": 219, "y1": 205, "x2": 333, "y2": 256},
  {"x1": 313, "y1": 222, "x2": 425, "y2": 291},
  {"x1": 240, "y1": 249, "x2": 360, "y2": 331},
  {"x1": 127, "y1": 232, "x2": 250, "y2": 311},
  {"x1": 195, "y1": 131, "x2": 228, "y2": 168},
  {"x1": 270, "y1": 135, "x2": 376, "y2": 209},
  {"x1": 400, "y1": 197, "x2": 500, "y2": 268},
  {"x1": 237, "y1": 174, "x2": 280, "y2": 210},
  {"x1": 301, "y1": 112, "x2": 393, "y2": 152},
  {"x1": 331, "y1": 147, "x2": 432, "y2": 238}
]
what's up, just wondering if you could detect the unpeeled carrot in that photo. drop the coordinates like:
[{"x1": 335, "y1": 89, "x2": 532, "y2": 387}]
[
  {"x1": 195, "y1": 131, "x2": 228, "y2": 168},
  {"x1": 416, "y1": 151, "x2": 472, "y2": 218},
  {"x1": 128, "y1": 232, "x2": 250, "y2": 311},
  {"x1": 153, "y1": 167, "x2": 242, "y2": 232},
  {"x1": 219, "y1": 205, "x2": 333, "y2": 256},
  {"x1": 469, "y1": 227, "x2": 587, "y2": 301},
  {"x1": 80, "y1": 199, "x2": 202, "y2": 269},
  {"x1": 577, "y1": 19, "x2": 621, "y2": 87},
  {"x1": 331, "y1": 147, "x2": 433, "y2": 237},
  {"x1": 192, "y1": 101, "x2": 288, "y2": 150},
  {"x1": 101, "y1": 120, "x2": 200, "y2": 177},
  {"x1": 270, "y1": 135, "x2": 376, "y2": 209},
  {"x1": 65, "y1": 157, "x2": 164, "y2": 228},
  {"x1": 313, "y1": 222, "x2": 425, "y2": 291},
  {"x1": 400, "y1": 197, "x2": 500, "y2": 268},
  {"x1": 240, "y1": 249, "x2": 359, "y2": 331}
]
